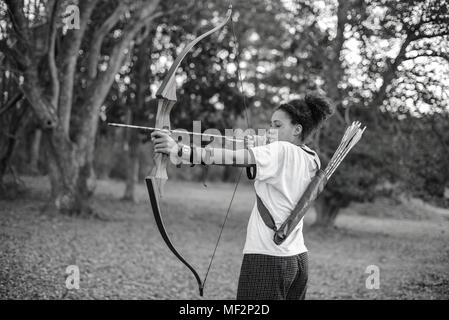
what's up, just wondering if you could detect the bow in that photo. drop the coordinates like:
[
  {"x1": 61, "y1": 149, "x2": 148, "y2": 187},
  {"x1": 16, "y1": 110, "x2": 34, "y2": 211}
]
[{"x1": 146, "y1": 5, "x2": 233, "y2": 297}]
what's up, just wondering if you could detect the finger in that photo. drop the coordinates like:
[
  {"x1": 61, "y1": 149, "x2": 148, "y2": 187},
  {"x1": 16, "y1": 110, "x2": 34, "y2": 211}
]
[
  {"x1": 154, "y1": 141, "x2": 168, "y2": 149},
  {"x1": 151, "y1": 131, "x2": 161, "y2": 138},
  {"x1": 151, "y1": 131, "x2": 169, "y2": 139},
  {"x1": 152, "y1": 137, "x2": 167, "y2": 145}
]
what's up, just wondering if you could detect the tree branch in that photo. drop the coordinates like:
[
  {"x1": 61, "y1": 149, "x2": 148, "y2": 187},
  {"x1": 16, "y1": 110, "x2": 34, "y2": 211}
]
[
  {"x1": 411, "y1": 31, "x2": 449, "y2": 41},
  {"x1": 0, "y1": 39, "x2": 28, "y2": 70},
  {"x1": 4, "y1": 0, "x2": 31, "y2": 45},
  {"x1": 76, "y1": 0, "x2": 161, "y2": 148},
  {"x1": 57, "y1": 0, "x2": 99, "y2": 136},
  {"x1": 48, "y1": 0, "x2": 60, "y2": 108},
  {"x1": 0, "y1": 92, "x2": 24, "y2": 117},
  {"x1": 86, "y1": 3, "x2": 128, "y2": 79},
  {"x1": 95, "y1": 1, "x2": 162, "y2": 89},
  {"x1": 368, "y1": 35, "x2": 412, "y2": 110},
  {"x1": 404, "y1": 51, "x2": 449, "y2": 64}
]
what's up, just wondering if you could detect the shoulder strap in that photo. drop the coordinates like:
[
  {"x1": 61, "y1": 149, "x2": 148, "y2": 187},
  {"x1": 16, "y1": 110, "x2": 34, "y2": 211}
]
[
  {"x1": 299, "y1": 145, "x2": 321, "y2": 170},
  {"x1": 274, "y1": 171, "x2": 327, "y2": 245},
  {"x1": 256, "y1": 193, "x2": 277, "y2": 231},
  {"x1": 255, "y1": 145, "x2": 322, "y2": 235}
]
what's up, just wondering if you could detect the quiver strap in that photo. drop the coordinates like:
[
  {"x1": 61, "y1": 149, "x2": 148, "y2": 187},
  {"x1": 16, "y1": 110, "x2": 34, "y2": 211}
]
[
  {"x1": 273, "y1": 170, "x2": 327, "y2": 245},
  {"x1": 254, "y1": 145, "x2": 326, "y2": 245},
  {"x1": 256, "y1": 194, "x2": 277, "y2": 231}
]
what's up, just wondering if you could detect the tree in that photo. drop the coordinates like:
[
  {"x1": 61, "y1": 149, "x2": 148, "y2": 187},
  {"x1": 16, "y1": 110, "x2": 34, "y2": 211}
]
[
  {"x1": 0, "y1": 0, "x2": 164, "y2": 215},
  {"x1": 267, "y1": 0, "x2": 449, "y2": 226}
]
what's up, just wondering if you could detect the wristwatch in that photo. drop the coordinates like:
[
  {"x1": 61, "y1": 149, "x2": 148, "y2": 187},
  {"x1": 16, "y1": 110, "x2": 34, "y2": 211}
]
[{"x1": 181, "y1": 144, "x2": 191, "y2": 162}]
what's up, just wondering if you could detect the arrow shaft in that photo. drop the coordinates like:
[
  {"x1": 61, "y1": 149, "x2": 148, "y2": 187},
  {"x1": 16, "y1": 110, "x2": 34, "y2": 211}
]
[{"x1": 108, "y1": 122, "x2": 243, "y2": 142}]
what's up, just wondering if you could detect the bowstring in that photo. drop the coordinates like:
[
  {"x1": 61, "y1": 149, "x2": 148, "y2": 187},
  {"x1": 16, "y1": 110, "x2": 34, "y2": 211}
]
[{"x1": 202, "y1": 0, "x2": 252, "y2": 291}]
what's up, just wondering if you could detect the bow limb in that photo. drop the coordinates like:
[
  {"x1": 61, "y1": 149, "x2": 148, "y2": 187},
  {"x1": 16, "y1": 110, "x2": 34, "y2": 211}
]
[
  {"x1": 145, "y1": 178, "x2": 204, "y2": 296},
  {"x1": 155, "y1": 5, "x2": 233, "y2": 101},
  {"x1": 146, "y1": 5, "x2": 233, "y2": 297},
  {"x1": 150, "y1": 5, "x2": 233, "y2": 193}
]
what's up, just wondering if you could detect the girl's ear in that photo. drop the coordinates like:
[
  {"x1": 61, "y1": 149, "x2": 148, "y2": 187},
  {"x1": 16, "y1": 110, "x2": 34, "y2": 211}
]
[{"x1": 293, "y1": 124, "x2": 303, "y2": 138}]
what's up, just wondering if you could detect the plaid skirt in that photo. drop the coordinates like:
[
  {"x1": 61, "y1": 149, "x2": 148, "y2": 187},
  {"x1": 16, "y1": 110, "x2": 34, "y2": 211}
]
[{"x1": 236, "y1": 252, "x2": 308, "y2": 300}]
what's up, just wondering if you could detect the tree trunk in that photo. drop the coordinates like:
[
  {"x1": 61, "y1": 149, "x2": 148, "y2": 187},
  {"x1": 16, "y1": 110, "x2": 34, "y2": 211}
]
[
  {"x1": 122, "y1": 35, "x2": 150, "y2": 201},
  {"x1": 29, "y1": 128, "x2": 42, "y2": 174},
  {"x1": 122, "y1": 131, "x2": 140, "y2": 202},
  {"x1": 76, "y1": 116, "x2": 98, "y2": 205},
  {"x1": 43, "y1": 128, "x2": 87, "y2": 215},
  {"x1": 313, "y1": 197, "x2": 340, "y2": 228},
  {"x1": 222, "y1": 166, "x2": 238, "y2": 182},
  {"x1": 0, "y1": 98, "x2": 28, "y2": 182},
  {"x1": 123, "y1": 104, "x2": 140, "y2": 203}
]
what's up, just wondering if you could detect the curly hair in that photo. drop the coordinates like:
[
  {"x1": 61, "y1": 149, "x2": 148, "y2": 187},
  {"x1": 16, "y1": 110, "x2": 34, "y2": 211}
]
[{"x1": 276, "y1": 92, "x2": 334, "y2": 141}]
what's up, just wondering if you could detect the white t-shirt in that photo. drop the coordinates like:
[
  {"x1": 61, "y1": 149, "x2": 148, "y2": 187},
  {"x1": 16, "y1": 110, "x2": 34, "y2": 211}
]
[{"x1": 243, "y1": 141, "x2": 319, "y2": 256}]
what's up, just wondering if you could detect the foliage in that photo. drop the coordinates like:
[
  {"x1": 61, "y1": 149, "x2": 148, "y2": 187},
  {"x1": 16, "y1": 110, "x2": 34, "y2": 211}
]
[
  {"x1": 0, "y1": 0, "x2": 448, "y2": 218},
  {"x1": 397, "y1": 113, "x2": 449, "y2": 205}
]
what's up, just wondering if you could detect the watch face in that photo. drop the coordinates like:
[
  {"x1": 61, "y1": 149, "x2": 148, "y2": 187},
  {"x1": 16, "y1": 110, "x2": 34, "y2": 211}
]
[{"x1": 182, "y1": 145, "x2": 191, "y2": 161}]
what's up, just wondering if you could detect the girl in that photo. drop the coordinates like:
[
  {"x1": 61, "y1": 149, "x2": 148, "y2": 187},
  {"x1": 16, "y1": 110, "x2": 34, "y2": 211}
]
[{"x1": 151, "y1": 92, "x2": 334, "y2": 300}]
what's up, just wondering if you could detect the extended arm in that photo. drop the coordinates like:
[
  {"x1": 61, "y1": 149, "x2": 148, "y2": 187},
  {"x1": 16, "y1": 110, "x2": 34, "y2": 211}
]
[{"x1": 151, "y1": 131, "x2": 256, "y2": 167}]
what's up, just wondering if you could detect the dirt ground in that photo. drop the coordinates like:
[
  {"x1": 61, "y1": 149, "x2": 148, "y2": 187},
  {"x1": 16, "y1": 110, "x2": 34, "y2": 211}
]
[{"x1": 1, "y1": 176, "x2": 448, "y2": 299}]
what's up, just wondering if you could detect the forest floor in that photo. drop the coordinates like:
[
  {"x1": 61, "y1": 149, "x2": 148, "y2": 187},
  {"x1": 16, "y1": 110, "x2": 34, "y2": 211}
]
[{"x1": 1, "y1": 176, "x2": 448, "y2": 299}]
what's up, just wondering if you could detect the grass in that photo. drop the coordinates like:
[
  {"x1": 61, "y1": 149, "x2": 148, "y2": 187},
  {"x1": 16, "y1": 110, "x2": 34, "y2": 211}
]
[{"x1": 1, "y1": 176, "x2": 448, "y2": 299}]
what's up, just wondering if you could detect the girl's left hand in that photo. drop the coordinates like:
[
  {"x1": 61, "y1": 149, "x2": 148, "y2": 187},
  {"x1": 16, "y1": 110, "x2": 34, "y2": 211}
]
[
  {"x1": 151, "y1": 130, "x2": 177, "y2": 155},
  {"x1": 244, "y1": 135, "x2": 268, "y2": 149}
]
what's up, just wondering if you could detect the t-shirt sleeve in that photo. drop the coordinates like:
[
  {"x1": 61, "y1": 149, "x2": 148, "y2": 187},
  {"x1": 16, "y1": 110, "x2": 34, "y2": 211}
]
[{"x1": 249, "y1": 141, "x2": 288, "y2": 183}]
